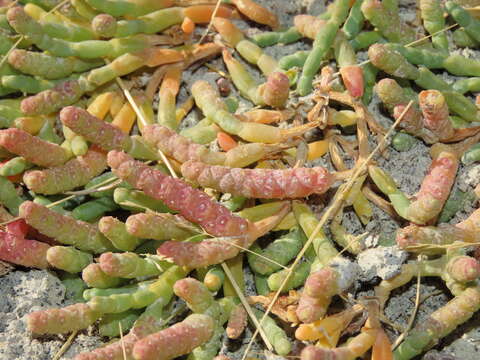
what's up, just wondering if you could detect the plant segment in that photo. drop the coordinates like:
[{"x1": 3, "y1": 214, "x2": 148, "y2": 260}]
[
  {"x1": 368, "y1": 144, "x2": 459, "y2": 225},
  {"x1": 180, "y1": 161, "x2": 333, "y2": 199}
]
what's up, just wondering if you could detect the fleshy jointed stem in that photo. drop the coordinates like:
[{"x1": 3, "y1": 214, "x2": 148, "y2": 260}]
[
  {"x1": 19, "y1": 201, "x2": 114, "y2": 254},
  {"x1": 181, "y1": 161, "x2": 333, "y2": 199},
  {"x1": 0, "y1": 230, "x2": 50, "y2": 269},
  {"x1": 395, "y1": 286, "x2": 480, "y2": 360},
  {"x1": 27, "y1": 303, "x2": 101, "y2": 335},
  {"x1": 125, "y1": 212, "x2": 198, "y2": 241},
  {"x1": 132, "y1": 314, "x2": 215, "y2": 360},
  {"x1": 23, "y1": 146, "x2": 107, "y2": 194},
  {"x1": 0, "y1": 128, "x2": 70, "y2": 167}
]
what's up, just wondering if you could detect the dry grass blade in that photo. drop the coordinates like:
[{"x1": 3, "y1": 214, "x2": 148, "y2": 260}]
[
  {"x1": 392, "y1": 256, "x2": 423, "y2": 349},
  {"x1": 225, "y1": 241, "x2": 289, "y2": 270},
  {"x1": 406, "y1": 23, "x2": 459, "y2": 47},
  {"x1": 0, "y1": 37, "x2": 22, "y2": 69},
  {"x1": 65, "y1": 178, "x2": 122, "y2": 196},
  {"x1": 221, "y1": 262, "x2": 274, "y2": 351},
  {"x1": 111, "y1": 70, "x2": 178, "y2": 178},
  {"x1": 335, "y1": 231, "x2": 369, "y2": 258},
  {"x1": 46, "y1": 195, "x2": 76, "y2": 208},
  {"x1": 197, "y1": 0, "x2": 223, "y2": 44},
  {"x1": 118, "y1": 321, "x2": 127, "y2": 360},
  {"x1": 52, "y1": 330, "x2": 78, "y2": 360},
  {"x1": 241, "y1": 101, "x2": 414, "y2": 360}
]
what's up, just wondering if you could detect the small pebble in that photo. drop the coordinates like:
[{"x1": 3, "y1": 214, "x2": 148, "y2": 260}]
[
  {"x1": 217, "y1": 78, "x2": 231, "y2": 97},
  {"x1": 358, "y1": 246, "x2": 408, "y2": 281}
]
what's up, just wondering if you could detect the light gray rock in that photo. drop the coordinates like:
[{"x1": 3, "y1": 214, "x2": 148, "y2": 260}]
[
  {"x1": 0, "y1": 270, "x2": 103, "y2": 360},
  {"x1": 358, "y1": 246, "x2": 408, "y2": 281}
]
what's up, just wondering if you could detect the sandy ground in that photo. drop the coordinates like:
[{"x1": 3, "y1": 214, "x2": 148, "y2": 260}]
[{"x1": 2, "y1": 0, "x2": 480, "y2": 359}]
